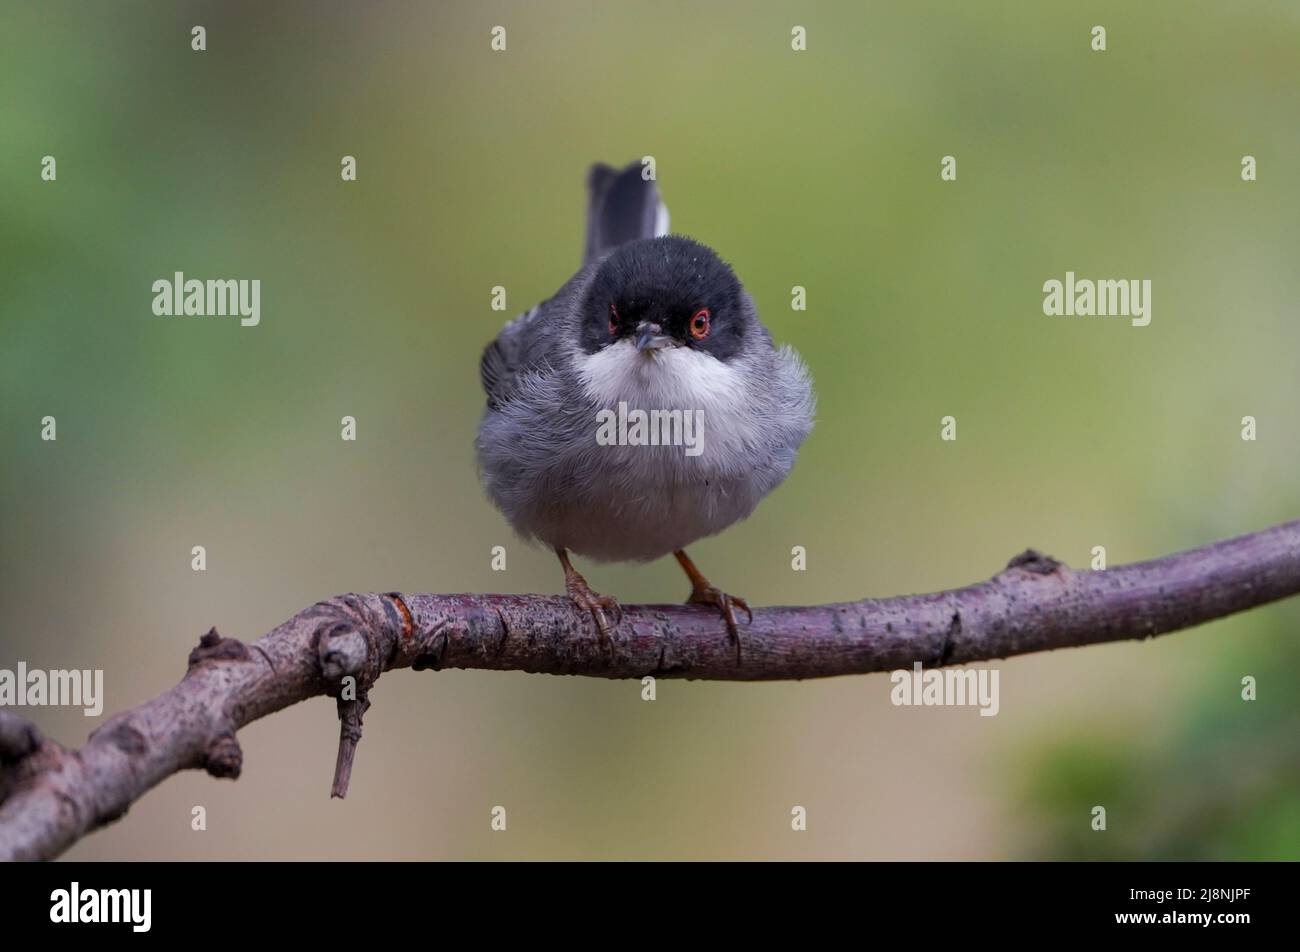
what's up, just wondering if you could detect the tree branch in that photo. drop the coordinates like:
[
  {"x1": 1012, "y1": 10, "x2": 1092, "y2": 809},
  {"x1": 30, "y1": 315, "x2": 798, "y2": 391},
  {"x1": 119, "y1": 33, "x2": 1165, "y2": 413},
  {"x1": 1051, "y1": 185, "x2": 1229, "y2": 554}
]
[{"x1": 2, "y1": 519, "x2": 1297, "y2": 860}]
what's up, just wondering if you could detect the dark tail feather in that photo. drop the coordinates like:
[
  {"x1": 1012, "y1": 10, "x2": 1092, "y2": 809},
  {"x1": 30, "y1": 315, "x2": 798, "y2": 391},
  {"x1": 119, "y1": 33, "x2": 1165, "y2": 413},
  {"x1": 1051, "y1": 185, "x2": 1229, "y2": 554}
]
[{"x1": 583, "y1": 161, "x2": 668, "y2": 265}]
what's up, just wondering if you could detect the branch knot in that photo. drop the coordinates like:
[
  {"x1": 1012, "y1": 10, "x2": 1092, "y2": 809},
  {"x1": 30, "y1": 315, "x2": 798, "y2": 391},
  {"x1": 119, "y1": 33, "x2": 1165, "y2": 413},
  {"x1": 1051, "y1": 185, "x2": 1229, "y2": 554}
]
[
  {"x1": 1005, "y1": 549, "x2": 1064, "y2": 575},
  {"x1": 203, "y1": 732, "x2": 243, "y2": 779},
  {"x1": 188, "y1": 627, "x2": 251, "y2": 670}
]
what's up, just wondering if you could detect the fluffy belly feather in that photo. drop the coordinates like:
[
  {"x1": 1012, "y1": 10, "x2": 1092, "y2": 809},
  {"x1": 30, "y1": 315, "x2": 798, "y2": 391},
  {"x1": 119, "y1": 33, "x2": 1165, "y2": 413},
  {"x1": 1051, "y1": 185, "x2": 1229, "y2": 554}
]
[{"x1": 528, "y1": 465, "x2": 764, "y2": 562}]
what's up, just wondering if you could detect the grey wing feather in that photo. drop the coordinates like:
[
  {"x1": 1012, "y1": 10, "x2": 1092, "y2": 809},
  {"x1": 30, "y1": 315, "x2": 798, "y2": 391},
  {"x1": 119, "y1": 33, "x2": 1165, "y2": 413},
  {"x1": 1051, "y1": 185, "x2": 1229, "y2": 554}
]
[
  {"x1": 479, "y1": 302, "x2": 551, "y2": 410},
  {"x1": 478, "y1": 262, "x2": 597, "y2": 408}
]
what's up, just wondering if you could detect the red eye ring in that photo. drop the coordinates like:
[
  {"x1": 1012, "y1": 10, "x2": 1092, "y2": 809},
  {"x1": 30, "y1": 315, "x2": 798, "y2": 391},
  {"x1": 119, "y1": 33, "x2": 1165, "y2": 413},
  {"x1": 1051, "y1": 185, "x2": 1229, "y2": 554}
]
[
  {"x1": 609, "y1": 303, "x2": 619, "y2": 336},
  {"x1": 690, "y1": 308, "x2": 711, "y2": 340}
]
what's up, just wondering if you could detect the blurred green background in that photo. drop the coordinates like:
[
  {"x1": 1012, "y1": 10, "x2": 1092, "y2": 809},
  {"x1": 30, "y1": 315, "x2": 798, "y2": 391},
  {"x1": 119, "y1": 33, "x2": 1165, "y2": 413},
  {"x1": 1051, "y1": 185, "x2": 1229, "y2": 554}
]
[{"x1": 2, "y1": 1, "x2": 1297, "y2": 860}]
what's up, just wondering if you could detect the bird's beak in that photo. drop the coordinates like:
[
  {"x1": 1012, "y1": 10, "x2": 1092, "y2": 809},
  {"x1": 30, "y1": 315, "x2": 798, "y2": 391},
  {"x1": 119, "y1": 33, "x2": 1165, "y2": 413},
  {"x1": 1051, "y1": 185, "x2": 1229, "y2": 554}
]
[{"x1": 635, "y1": 322, "x2": 671, "y2": 352}]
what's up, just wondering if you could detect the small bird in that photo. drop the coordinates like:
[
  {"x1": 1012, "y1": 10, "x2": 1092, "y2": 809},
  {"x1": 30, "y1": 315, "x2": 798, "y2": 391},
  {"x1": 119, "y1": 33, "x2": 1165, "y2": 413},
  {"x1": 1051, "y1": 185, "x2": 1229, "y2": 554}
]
[{"x1": 476, "y1": 161, "x2": 814, "y2": 650}]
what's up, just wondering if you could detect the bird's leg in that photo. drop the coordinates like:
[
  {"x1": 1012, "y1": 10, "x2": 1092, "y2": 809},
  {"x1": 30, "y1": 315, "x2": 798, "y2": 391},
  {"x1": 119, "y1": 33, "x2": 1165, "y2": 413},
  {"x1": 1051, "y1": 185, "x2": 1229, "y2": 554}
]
[
  {"x1": 556, "y1": 547, "x2": 621, "y2": 645},
  {"x1": 673, "y1": 549, "x2": 752, "y2": 657}
]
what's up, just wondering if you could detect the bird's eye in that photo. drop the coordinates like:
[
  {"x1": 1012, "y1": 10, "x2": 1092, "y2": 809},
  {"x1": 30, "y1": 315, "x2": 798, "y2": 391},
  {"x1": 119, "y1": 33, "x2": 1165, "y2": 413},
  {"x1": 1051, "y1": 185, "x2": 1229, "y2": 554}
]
[
  {"x1": 609, "y1": 303, "x2": 619, "y2": 336},
  {"x1": 689, "y1": 308, "x2": 711, "y2": 340}
]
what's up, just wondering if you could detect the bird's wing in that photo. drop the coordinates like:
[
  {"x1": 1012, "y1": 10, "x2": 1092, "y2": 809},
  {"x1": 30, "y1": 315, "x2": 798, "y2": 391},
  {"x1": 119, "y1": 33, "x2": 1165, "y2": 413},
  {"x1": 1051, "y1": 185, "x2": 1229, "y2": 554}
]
[
  {"x1": 479, "y1": 300, "x2": 553, "y2": 410},
  {"x1": 583, "y1": 160, "x2": 669, "y2": 265}
]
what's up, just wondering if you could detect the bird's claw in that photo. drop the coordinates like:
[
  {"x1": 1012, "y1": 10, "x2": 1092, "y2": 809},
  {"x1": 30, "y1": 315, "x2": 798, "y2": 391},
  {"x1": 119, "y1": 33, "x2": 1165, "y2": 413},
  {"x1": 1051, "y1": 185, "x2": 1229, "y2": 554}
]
[
  {"x1": 687, "y1": 586, "x2": 752, "y2": 644},
  {"x1": 565, "y1": 577, "x2": 622, "y2": 645}
]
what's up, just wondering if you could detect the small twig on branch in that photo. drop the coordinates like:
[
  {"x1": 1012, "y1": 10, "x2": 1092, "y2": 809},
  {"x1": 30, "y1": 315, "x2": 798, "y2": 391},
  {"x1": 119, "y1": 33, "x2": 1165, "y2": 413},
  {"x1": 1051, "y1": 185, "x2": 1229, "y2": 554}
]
[{"x1": 1, "y1": 519, "x2": 1298, "y2": 861}]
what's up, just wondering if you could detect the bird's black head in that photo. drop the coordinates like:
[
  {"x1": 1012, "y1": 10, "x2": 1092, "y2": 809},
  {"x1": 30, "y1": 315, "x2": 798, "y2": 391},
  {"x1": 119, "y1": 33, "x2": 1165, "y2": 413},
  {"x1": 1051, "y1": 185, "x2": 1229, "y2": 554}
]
[{"x1": 579, "y1": 236, "x2": 748, "y2": 361}]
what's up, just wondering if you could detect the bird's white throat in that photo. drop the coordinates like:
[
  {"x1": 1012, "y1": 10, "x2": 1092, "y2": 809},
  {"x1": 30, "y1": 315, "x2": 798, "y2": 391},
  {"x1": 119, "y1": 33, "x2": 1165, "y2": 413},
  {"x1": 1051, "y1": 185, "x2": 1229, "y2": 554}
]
[{"x1": 576, "y1": 339, "x2": 745, "y2": 413}]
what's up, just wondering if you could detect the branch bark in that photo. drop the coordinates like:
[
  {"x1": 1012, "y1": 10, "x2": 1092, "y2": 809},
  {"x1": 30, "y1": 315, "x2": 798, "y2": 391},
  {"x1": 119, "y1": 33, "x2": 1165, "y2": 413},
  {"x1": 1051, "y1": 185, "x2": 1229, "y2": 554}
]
[{"x1": 2, "y1": 519, "x2": 1298, "y2": 861}]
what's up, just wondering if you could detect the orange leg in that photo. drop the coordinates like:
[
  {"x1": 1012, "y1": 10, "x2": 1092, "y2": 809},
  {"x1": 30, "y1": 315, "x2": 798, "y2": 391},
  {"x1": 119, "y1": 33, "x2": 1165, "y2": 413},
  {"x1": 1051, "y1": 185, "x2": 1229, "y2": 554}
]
[
  {"x1": 556, "y1": 548, "x2": 621, "y2": 644},
  {"x1": 673, "y1": 549, "x2": 752, "y2": 654}
]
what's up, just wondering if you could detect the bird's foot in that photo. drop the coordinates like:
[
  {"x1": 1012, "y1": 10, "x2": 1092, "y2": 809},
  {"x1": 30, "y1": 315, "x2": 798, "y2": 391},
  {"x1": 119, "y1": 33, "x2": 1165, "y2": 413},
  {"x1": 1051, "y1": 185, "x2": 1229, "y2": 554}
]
[
  {"x1": 686, "y1": 585, "x2": 752, "y2": 655},
  {"x1": 564, "y1": 572, "x2": 622, "y2": 646},
  {"x1": 673, "y1": 549, "x2": 752, "y2": 662}
]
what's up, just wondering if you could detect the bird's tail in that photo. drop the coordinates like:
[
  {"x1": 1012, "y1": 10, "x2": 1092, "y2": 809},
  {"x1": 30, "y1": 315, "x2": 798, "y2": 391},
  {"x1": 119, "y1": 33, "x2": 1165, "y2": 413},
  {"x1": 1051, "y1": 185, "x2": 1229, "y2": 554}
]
[{"x1": 583, "y1": 160, "x2": 669, "y2": 265}]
